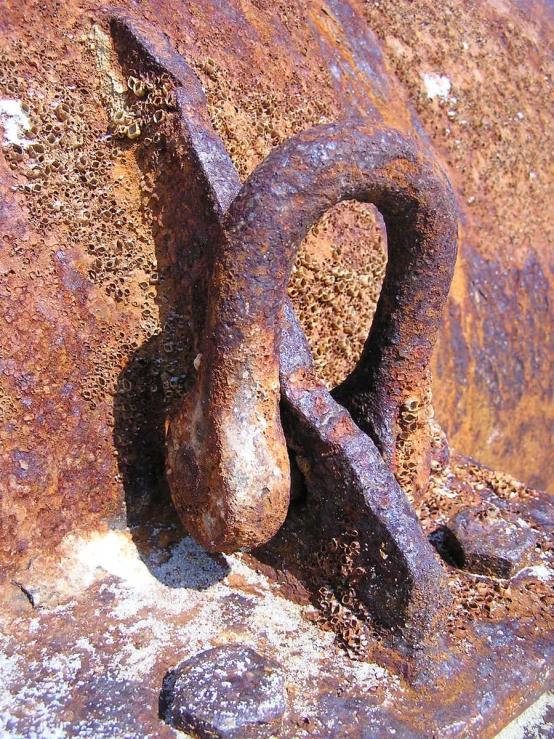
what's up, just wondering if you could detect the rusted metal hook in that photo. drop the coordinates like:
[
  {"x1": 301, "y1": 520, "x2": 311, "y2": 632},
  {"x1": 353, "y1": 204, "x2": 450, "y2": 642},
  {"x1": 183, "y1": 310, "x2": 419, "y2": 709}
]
[{"x1": 109, "y1": 13, "x2": 455, "y2": 662}]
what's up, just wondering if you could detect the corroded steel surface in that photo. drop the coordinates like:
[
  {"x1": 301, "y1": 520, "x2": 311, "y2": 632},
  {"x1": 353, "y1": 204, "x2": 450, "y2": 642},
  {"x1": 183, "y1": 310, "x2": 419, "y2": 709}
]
[
  {"x1": 0, "y1": 1, "x2": 553, "y2": 734},
  {"x1": 1, "y1": 0, "x2": 553, "y2": 575},
  {"x1": 223, "y1": 117, "x2": 457, "y2": 490},
  {"x1": 442, "y1": 505, "x2": 539, "y2": 578},
  {"x1": 112, "y1": 9, "x2": 458, "y2": 548},
  {"x1": 168, "y1": 116, "x2": 458, "y2": 550},
  {"x1": 160, "y1": 645, "x2": 287, "y2": 737},
  {"x1": 280, "y1": 301, "x2": 451, "y2": 673},
  {"x1": 110, "y1": 14, "x2": 242, "y2": 217},
  {"x1": 0, "y1": 517, "x2": 552, "y2": 738}
]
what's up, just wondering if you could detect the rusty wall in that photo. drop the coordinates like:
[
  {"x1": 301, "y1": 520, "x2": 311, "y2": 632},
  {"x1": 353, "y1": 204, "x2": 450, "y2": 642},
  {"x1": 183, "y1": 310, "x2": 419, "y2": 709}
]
[
  {"x1": 361, "y1": 0, "x2": 554, "y2": 493},
  {"x1": 1, "y1": 0, "x2": 552, "y2": 573}
]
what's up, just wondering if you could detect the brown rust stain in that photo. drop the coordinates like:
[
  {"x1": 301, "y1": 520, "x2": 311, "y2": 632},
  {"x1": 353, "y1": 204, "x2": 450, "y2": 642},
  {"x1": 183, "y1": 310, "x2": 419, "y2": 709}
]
[
  {"x1": 361, "y1": 0, "x2": 554, "y2": 491},
  {"x1": 0, "y1": 2, "x2": 552, "y2": 732},
  {"x1": 434, "y1": 244, "x2": 553, "y2": 491},
  {"x1": 0, "y1": 143, "x2": 123, "y2": 571}
]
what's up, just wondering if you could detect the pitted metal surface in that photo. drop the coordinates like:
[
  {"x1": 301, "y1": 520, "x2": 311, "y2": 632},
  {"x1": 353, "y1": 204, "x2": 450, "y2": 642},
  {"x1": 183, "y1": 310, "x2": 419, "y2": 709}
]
[
  {"x1": 1, "y1": 4, "x2": 553, "y2": 736},
  {"x1": 167, "y1": 117, "x2": 458, "y2": 554}
]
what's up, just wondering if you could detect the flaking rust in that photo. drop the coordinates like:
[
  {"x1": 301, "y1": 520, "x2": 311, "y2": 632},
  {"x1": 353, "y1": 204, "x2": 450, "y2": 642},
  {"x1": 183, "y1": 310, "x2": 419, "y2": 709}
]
[
  {"x1": 1, "y1": 4, "x2": 553, "y2": 738},
  {"x1": 216, "y1": 119, "x2": 458, "y2": 665},
  {"x1": 107, "y1": 9, "x2": 553, "y2": 728}
]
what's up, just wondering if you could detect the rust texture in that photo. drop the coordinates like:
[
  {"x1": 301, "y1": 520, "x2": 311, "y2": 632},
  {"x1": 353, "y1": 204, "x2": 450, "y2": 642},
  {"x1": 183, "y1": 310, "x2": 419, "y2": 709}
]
[
  {"x1": 160, "y1": 644, "x2": 287, "y2": 737},
  {"x1": 441, "y1": 505, "x2": 540, "y2": 578},
  {"x1": 1, "y1": 1, "x2": 553, "y2": 734},
  {"x1": 112, "y1": 10, "x2": 458, "y2": 545},
  {"x1": 1, "y1": 0, "x2": 553, "y2": 573},
  {"x1": 205, "y1": 116, "x2": 457, "y2": 657},
  {"x1": 279, "y1": 300, "x2": 452, "y2": 675},
  {"x1": 223, "y1": 116, "x2": 457, "y2": 493},
  {"x1": 167, "y1": 113, "x2": 458, "y2": 548},
  {"x1": 0, "y1": 520, "x2": 551, "y2": 739}
]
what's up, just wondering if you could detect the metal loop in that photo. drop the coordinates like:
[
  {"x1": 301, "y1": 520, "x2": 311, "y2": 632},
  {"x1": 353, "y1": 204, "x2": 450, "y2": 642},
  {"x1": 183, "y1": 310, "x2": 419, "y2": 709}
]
[{"x1": 168, "y1": 120, "x2": 457, "y2": 551}]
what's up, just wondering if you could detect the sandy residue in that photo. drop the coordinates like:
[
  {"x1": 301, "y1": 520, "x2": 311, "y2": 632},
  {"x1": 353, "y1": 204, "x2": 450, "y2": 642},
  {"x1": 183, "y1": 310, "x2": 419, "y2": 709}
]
[{"x1": 0, "y1": 528, "x2": 394, "y2": 737}]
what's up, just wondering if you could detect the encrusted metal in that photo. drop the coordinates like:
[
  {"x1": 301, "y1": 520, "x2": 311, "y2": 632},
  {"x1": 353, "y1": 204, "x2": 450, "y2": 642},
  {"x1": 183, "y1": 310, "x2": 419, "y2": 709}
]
[{"x1": 0, "y1": 5, "x2": 552, "y2": 737}]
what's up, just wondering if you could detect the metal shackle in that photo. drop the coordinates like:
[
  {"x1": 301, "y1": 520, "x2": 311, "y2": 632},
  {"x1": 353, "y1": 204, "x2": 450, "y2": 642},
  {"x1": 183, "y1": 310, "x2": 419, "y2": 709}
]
[{"x1": 166, "y1": 119, "x2": 458, "y2": 552}]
